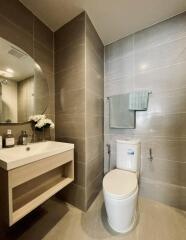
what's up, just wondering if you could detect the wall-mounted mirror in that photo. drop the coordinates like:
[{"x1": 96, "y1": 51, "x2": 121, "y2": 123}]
[{"x1": 0, "y1": 37, "x2": 49, "y2": 123}]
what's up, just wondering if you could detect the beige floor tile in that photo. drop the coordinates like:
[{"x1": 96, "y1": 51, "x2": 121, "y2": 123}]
[{"x1": 0, "y1": 192, "x2": 185, "y2": 240}]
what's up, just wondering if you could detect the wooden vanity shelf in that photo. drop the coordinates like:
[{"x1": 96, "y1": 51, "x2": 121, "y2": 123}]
[{"x1": 0, "y1": 149, "x2": 74, "y2": 226}]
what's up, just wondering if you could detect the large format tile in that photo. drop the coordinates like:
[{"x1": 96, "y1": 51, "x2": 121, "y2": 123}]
[
  {"x1": 105, "y1": 53, "x2": 134, "y2": 81},
  {"x1": 86, "y1": 115, "x2": 103, "y2": 138},
  {"x1": 59, "y1": 183, "x2": 86, "y2": 211},
  {"x1": 34, "y1": 17, "x2": 53, "y2": 50},
  {"x1": 86, "y1": 173, "x2": 103, "y2": 210},
  {"x1": 141, "y1": 138, "x2": 186, "y2": 163},
  {"x1": 0, "y1": 14, "x2": 33, "y2": 56},
  {"x1": 86, "y1": 42, "x2": 104, "y2": 76},
  {"x1": 104, "y1": 76, "x2": 133, "y2": 97},
  {"x1": 134, "y1": 12, "x2": 186, "y2": 51},
  {"x1": 55, "y1": 88, "x2": 85, "y2": 114},
  {"x1": 55, "y1": 67, "x2": 85, "y2": 93},
  {"x1": 56, "y1": 136, "x2": 85, "y2": 163},
  {"x1": 34, "y1": 40, "x2": 53, "y2": 73},
  {"x1": 141, "y1": 157, "x2": 186, "y2": 187},
  {"x1": 86, "y1": 14, "x2": 104, "y2": 60},
  {"x1": 146, "y1": 88, "x2": 186, "y2": 114},
  {"x1": 105, "y1": 34, "x2": 134, "y2": 62},
  {"x1": 139, "y1": 177, "x2": 186, "y2": 210},
  {"x1": 86, "y1": 65, "x2": 104, "y2": 97},
  {"x1": 86, "y1": 155, "x2": 104, "y2": 186},
  {"x1": 55, "y1": 12, "x2": 85, "y2": 52},
  {"x1": 86, "y1": 136, "x2": 104, "y2": 163},
  {"x1": 55, "y1": 43, "x2": 85, "y2": 73},
  {"x1": 0, "y1": 0, "x2": 33, "y2": 35},
  {"x1": 1, "y1": 193, "x2": 185, "y2": 240},
  {"x1": 55, "y1": 113, "x2": 85, "y2": 139},
  {"x1": 134, "y1": 61, "x2": 186, "y2": 92},
  {"x1": 134, "y1": 36, "x2": 186, "y2": 75},
  {"x1": 135, "y1": 112, "x2": 186, "y2": 137},
  {"x1": 86, "y1": 90, "x2": 103, "y2": 116},
  {"x1": 74, "y1": 161, "x2": 85, "y2": 187}
]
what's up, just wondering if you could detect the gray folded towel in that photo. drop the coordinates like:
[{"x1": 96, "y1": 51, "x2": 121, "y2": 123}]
[{"x1": 109, "y1": 94, "x2": 135, "y2": 129}]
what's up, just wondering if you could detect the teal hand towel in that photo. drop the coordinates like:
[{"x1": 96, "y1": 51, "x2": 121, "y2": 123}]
[{"x1": 129, "y1": 90, "x2": 149, "y2": 111}]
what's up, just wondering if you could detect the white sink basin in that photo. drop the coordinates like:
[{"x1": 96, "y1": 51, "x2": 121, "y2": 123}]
[{"x1": 0, "y1": 141, "x2": 74, "y2": 170}]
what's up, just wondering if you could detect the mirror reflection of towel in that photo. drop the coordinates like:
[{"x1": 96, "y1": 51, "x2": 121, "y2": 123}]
[{"x1": 109, "y1": 94, "x2": 135, "y2": 129}]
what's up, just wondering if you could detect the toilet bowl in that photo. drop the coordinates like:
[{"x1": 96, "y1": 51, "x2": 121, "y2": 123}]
[
  {"x1": 103, "y1": 169, "x2": 138, "y2": 233},
  {"x1": 103, "y1": 139, "x2": 140, "y2": 233}
]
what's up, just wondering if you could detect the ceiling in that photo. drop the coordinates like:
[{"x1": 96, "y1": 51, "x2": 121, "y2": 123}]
[{"x1": 20, "y1": 0, "x2": 186, "y2": 45}]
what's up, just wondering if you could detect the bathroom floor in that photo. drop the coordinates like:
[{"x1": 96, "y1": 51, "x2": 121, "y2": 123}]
[{"x1": 1, "y1": 192, "x2": 185, "y2": 240}]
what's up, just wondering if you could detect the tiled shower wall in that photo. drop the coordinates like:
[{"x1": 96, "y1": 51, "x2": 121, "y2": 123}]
[
  {"x1": 55, "y1": 13, "x2": 104, "y2": 210},
  {"x1": 104, "y1": 12, "x2": 186, "y2": 210},
  {"x1": 0, "y1": 0, "x2": 55, "y2": 142}
]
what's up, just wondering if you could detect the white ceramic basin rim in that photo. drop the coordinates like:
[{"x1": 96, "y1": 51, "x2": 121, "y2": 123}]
[{"x1": 0, "y1": 141, "x2": 74, "y2": 170}]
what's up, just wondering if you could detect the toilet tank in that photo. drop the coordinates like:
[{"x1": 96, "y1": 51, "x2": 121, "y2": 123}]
[{"x1": 116, "y1": 139, "x2": 141, "y2": 172}]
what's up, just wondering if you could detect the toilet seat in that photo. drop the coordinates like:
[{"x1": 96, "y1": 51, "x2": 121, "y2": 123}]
[{"x1": 103, "y1": 169, "x2": 138, "y2": 200}]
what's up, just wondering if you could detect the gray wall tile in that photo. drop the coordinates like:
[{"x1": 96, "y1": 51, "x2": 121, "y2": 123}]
[{"x1": 104, "y1": 12, "x2": 186, "y2": 210}]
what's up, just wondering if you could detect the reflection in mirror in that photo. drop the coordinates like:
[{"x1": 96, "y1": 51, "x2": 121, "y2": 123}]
[{"x1": 0, "y1": 37, "x2": 49, "y2": 123}]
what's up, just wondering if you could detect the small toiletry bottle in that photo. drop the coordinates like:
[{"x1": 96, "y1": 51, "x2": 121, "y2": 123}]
[
  {"x1": 5, "y1": 129, "x2": 15, "y2": 148},
  {"x1": 0, "y1": 136, "x2": 2, "y2": 149},
  {"x1": 21, "y1": 131, "x2": 28, "y2": 145}
]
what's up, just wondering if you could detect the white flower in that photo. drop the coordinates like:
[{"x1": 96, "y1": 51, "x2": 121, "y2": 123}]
[
  {"x1": 29, "y1": 114, "x2": 55, "y2": 129},
  {"x1": 29, "y1": 114, "x2": 46, "y2": 122}
]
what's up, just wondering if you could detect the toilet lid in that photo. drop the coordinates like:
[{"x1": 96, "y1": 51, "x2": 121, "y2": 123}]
[{"x1": 103, "y1": 169, "x2": 138, "y2": 199}]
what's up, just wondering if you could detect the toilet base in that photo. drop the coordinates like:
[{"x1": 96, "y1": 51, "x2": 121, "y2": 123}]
[{"x1": 108, "y1": 210, "x2": 137, "y2": 233}]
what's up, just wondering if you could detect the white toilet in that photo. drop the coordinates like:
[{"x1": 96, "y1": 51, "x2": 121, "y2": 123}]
[{"x1": 103, "y1": 139, "x2": 141, "y2": 233}]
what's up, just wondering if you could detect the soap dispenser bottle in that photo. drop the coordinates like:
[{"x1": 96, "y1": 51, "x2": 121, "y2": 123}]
[
  {"x1": 20, "y1": 130, "x2": 28, "y2": 145},
  {"x1": 5, "y1": 129, "x2": 15, "y2": 148}
]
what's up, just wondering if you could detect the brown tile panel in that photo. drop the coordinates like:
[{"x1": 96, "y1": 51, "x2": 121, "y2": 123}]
[
  {"x1": 86, "y1": 173, "x2": 103, "y2": 210},
  {"x1": 0, "y1": 0, "x2": 54, "y2": 142},
  {"x1": 34, "y1": 41, "x2": 53, "y2": 74},
  {"x1": 34, "y1": 17, "x2": 53, "y2": 50},
  {"x1": 86, "y1": 115, "x2": 103, "y2": 138},
  {"x1": 84, "y1": 14, "x2": 104, "y2": 211},
  {"x1": 55, "y1": 67, "x2": 85, "y2": 93},
  {"x1": 55, "y1": 12, "x2": 85, "y2": 52},
  {"x1": 86, "y1": 90, "x2": 103, "y2": 116},
  {"x1": 55, "y1": 88, "x2": 85, "y2": 114},
  {"x1": 55, "y1": 12, "x2": 86, "y2": 211},
  {"x1": 74, "y1": 161, "x2": 85, "y2": 187},
  {"x1": 86, "y1": 65, "x2": 104, "y2": 97},
  {"x1": 86, "y1": 155, "x2": 104, "y2": 186},
  {"x1": 86, "y1": 136, "x2": 104, "y2": 163},
  {"x1": 59, "y1": 183, "x2": 86, "y2": 211},
  {"x1": 0, "y1": 0, "x2": 33, "y2": 35},
  {"x1": 0, "y1": 14, "x2": 33, "y2": 57},
  {"x1": 86, "y1": 43, "x2": 104, "y2": 77},
  {"x1": 55, "y1": 43, "x2": 85, "y2": 73},
  {"x1": 56, "y1": 137, "x2": 85, "y2": 163},
  {"x1": 55, "y1": 113, "x2": 85, "y2": 139},
  {"x1": 85, "y1": 14, "x2": 104, "y2": 59}
]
